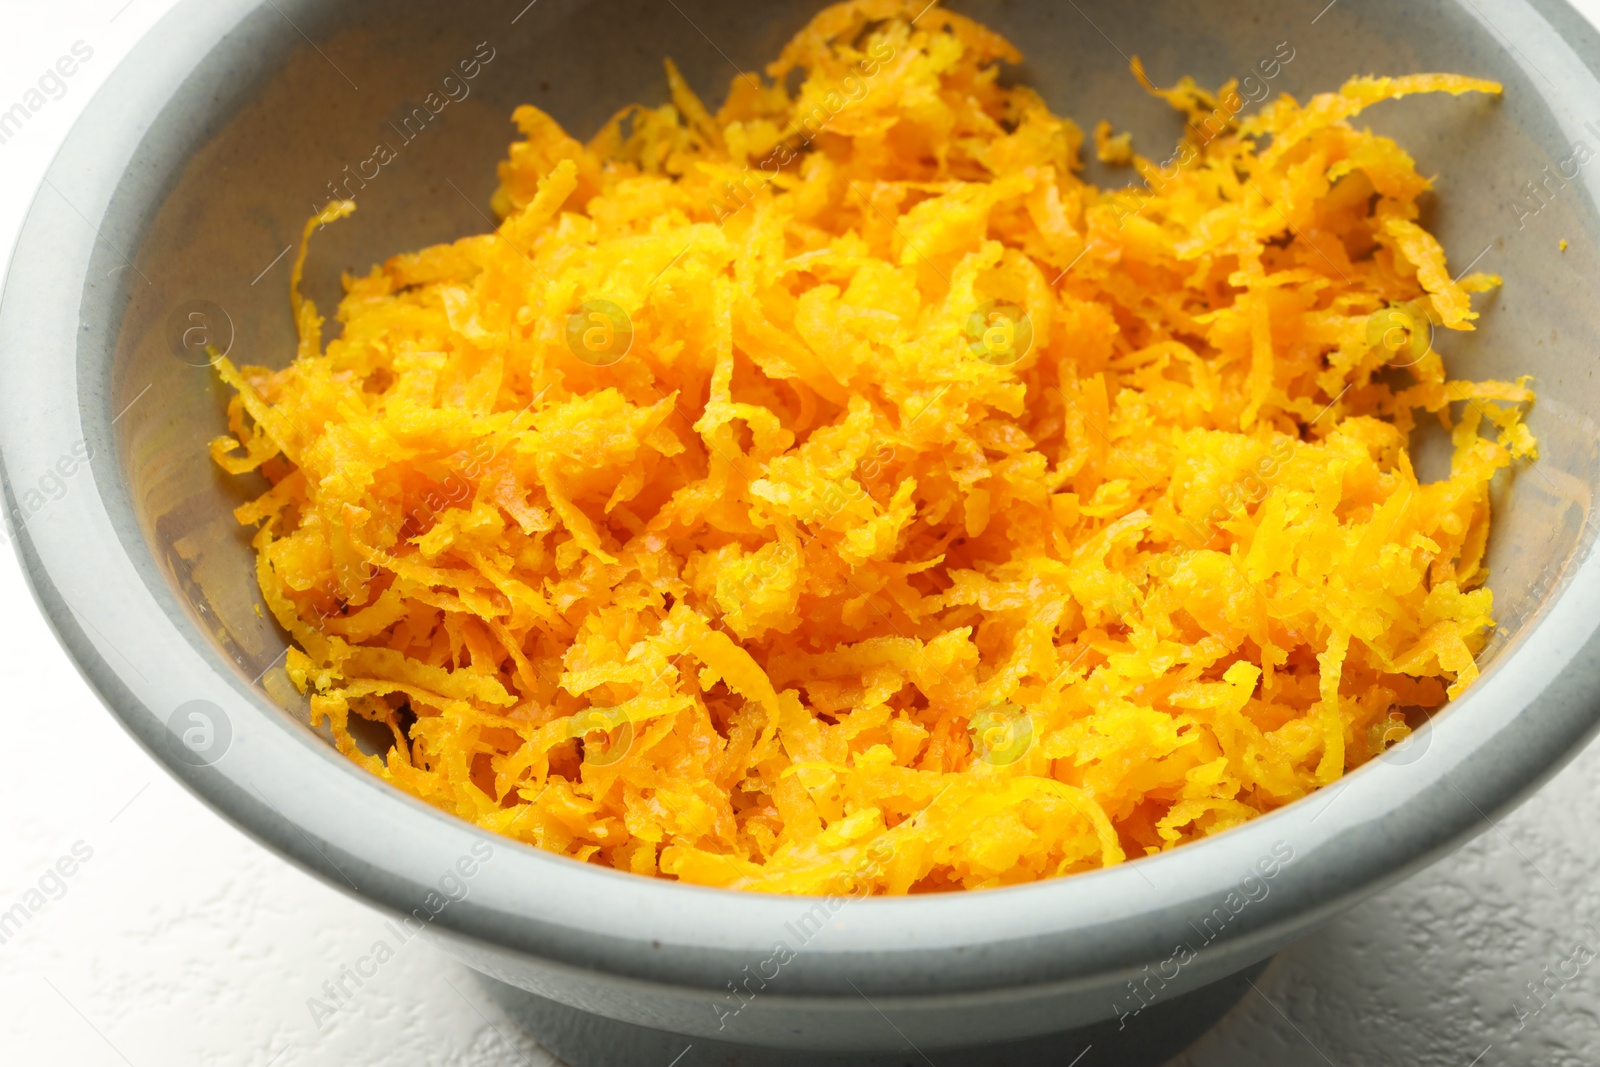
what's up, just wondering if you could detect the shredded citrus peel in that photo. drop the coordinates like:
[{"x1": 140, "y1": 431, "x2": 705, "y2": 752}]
[{"x1": 213, "y1": 0, "x2": 1532, "y2": 894}]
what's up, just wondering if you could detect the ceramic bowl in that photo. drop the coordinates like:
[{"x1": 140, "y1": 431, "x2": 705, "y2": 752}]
[{"x1": 5, "y1": 0, "x2": 1600, "y2": 1064}]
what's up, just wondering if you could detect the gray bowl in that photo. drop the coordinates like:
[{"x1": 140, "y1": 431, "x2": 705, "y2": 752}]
[{"x1": 6, "y1": 0, "x2": 1600, "y2": 1063}]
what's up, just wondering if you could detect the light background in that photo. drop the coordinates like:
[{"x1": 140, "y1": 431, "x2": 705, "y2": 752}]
[{"x1": 3, "y1": 2, "x2": 1600, "y2": 1065}]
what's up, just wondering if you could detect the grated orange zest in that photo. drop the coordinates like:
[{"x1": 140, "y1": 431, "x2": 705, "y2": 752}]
[{"x1": 214, "y1": 0, "x2": 1532, "y2": 894}]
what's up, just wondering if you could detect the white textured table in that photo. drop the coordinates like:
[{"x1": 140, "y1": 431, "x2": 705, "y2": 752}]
[{"x1": 3, "y1": 4, "x2": 1598, "y2": 1065}]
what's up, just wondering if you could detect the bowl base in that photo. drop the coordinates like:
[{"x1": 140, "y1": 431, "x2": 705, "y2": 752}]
[{"x1": 476, "y1": 957, "x2": 1268, "y2": 1067}]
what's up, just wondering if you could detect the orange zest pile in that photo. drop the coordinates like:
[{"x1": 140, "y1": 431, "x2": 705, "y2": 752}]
[{"x1": 213, "y1": 0, "x2": 1534, "y2": 894}]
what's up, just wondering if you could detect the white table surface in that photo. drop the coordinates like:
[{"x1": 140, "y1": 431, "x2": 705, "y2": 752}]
[{"x1": 4, "y1": 3, "x2": 1600, "y2": 1064}]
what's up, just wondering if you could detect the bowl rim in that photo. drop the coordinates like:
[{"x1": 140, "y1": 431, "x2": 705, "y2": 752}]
[{"x1": 5, "y1": 0, "x2": 1600, "y2": 1003}]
